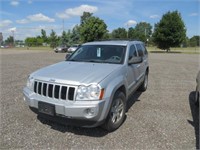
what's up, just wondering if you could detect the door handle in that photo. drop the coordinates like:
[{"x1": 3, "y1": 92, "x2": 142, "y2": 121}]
[{"x1": 137, "y1": 64, "x2": 140, "y2": 68}]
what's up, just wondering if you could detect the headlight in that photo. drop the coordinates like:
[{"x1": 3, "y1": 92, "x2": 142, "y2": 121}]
[
  {"x1": 76, "y1": 84, "x2": 104, "y2": 101},
  {"x1": 27, "y1": 76, "x2": 34, "y2": 90}
]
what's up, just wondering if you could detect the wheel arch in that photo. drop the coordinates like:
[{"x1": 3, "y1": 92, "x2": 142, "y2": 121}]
[
  {"x1": 99, "y1": 76, "x2": 128, "y2": 122},
  {"x1": 146, "y1": 66, "x2": 149, "y2": 74},
  {"x1": 117, "y1": 85, "x2": 126, "y2": 98}
]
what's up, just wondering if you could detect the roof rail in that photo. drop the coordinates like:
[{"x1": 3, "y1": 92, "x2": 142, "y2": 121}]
[{"x1": 93, "y1": 38, "x2": 141, "y2": 42}]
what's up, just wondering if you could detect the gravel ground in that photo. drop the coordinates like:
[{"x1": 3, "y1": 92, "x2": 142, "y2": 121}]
[{"x1": 0, "y1": 49, "x2": 199, "y2": 149}]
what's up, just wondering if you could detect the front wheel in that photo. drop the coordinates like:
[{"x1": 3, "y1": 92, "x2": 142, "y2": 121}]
[{"x1": 102, "y1": 91, "x2": 126, "y2": 132}]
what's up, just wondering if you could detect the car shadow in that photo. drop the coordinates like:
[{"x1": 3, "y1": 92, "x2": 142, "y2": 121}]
[
  {"x1": 37, "y1": 114, "x2": 109, "y2": 137},
  {"x1": 126, "y1": 91, "x2": 142, "y2": 112},
  {"x1": 188, "y1": 91, "x2": 199, "y2": 149},
  {"x1": 34, "y1": 91, "x2": 141, "y2": 137}
]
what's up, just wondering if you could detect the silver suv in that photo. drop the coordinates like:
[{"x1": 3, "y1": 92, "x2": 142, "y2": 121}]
[{"x1": 23, "y1": 40, "x2": 149, "y2": 131}]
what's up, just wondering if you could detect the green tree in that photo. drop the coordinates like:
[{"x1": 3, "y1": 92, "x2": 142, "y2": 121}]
[
  {"x1": 182, "y1": 37, "x2": 190, "y2": 47},
  {"x1": 5, "y1": 36, "x2": 14, "y2": 45},
  {"x1": 49, "y1": 30, "x2": 58, "y2": 48},
  {"x1": 128, "y1": 27, "x2": 137, "y2": 39},
  {"x1": 60, "y1": 31, "x2": 68, "y2": 45},
  {"x1": 25, "y1": 37, "x2": 32, "y2": 46},
  {"x1": 152, "y1": 11, "x2": 186, "y2": 51},
  {"x1": 102, "y1": 32, "x2": 110, "y2": 40},
  {"x1": 36, "y1": 36, "x2": 43, "y2": 46},
  {"x1": 189, "y1": 36, "x2": 200, "y2": 47},
  {"x1": 70, "y1": 25, "x2": 81, "y2": 44},
  {"x1": 111, "y1": 28, "x2": 127, "y2": 39},
  {"x1": 25, "y1": 37, "x2": 38, "y2": 46},
  {"x1": 134, "y1": 22, "x2": 152, "y2": 42},
  {"x1": 15, "y1": 40, "x2": 24, "y2": 46},
  {"x1": 59, "y1": 30, "x2": 72, "y2": 46},
  {"x1": 67, "y1": 30, "x2": 72, "y2": 45},
  {"x1": 41, "y1": 29, "x2": 48, "y2": 43},
  {"x1": 81, "y1": 12, "x2": 93, "y2": 25},
  {"x1": 80, "y1": 16, "x2": 108, "y2": 42}
]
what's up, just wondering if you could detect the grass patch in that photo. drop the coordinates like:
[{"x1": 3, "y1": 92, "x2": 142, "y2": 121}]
[
  {"x1": 18, "y1": 46, "x2": 52, "y2": 50},
  {"x1": 147, "y1": 46, "x2": 200, "y2": 54},
  {"x1": 1, "y1": 46, "x2": 53, "y2": 51},
  {"x1": 1, "y1": 46, "x2": 199, "y2": 54},
  {"x1": 150, "y1": 51, "x2": 181, "y2": 54}
]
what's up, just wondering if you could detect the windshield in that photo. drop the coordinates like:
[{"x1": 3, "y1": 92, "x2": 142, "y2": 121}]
[{"x1": 67, "y1": 45, "x2": 126, "y2": 64}]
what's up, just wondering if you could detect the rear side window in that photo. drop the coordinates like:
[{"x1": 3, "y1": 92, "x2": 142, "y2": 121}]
[
  {"x1": 141, "y1": 44, "x2": 148, "y2": 55},
  {"x1": 136, "y1": 44, "x2": 143, "y2": 57}
]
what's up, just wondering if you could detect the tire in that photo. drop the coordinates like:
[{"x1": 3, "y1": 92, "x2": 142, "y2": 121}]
[
  {"x1": 138, "y1": 72, "x2": 148, "y2": 92},
  {"x1": 29, "y1": 106, "x2": 38, "y2": 114},
  {"x1": 195, "y1": 87, "x2": 199, "y2": 107},
  {"x1": 102, "y1": 91, "x2": 126, "y2": 132}
]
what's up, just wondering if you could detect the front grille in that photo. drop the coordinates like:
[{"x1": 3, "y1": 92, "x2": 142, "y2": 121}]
[{"x1": 34, "y1": 81, "x2": 76, "y2": 101}]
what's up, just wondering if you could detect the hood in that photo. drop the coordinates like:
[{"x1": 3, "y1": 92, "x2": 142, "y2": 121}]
[{"x1": 31, "y1": 61, "x2": 121, "y2": 85}]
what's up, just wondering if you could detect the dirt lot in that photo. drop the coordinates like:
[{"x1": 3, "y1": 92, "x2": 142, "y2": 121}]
[{"x1": 0, "y1": 49, "x2": 199, "y2": 149}]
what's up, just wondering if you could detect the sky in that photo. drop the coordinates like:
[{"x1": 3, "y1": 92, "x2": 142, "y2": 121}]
[{"x1": 0, "y1": 0, "x2": 199, "y2": 41}]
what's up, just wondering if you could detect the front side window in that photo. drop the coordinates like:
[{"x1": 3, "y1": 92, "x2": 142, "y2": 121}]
[
  {"x1": 129, "y1": 45, "x2": 138, "y2": 60},
  {"x1": 68, "y1": 45, "x2": 126, "y2": 64}
]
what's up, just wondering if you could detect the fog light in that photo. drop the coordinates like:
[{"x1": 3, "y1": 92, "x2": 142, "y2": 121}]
[{"x1": 85, "y1": 108, "x2": 96, "y2": 118}]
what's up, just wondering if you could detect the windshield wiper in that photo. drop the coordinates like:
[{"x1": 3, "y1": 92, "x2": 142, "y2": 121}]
[
  {"x1": 68, "y1": 59, "x2": 89, "y2": 62},
  {"x1": 84, "y1": 59, "x2": 104, "y2": 63},
  {"x1": 68, "y1": 59, "x2": 119, "y2": 64},
  {"x1": 67, "y1": 59, "x2": 76, "y2": 61}
]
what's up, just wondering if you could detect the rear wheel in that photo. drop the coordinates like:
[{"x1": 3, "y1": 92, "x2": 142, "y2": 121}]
[
  {"x1": 102, "y1": 91, "x2": 126, "y2": 132},
  {"x1": 138, "y1": 72, "x2": 148, "y2": 92}
]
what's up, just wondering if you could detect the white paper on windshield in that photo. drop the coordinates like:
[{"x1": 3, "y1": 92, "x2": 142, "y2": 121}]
[{"x1": 97, "y1": 48, "x2": 101, "y2": 57}]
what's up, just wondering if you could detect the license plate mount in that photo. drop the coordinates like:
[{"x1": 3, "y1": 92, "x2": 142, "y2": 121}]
[{"x1": 38, "y1": 102, "x2": 55, "y2": 116}]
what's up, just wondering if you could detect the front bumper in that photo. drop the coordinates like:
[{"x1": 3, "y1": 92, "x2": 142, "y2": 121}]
[{"x1": 23, "y1": 87, "x2": 106, "y2": 127}]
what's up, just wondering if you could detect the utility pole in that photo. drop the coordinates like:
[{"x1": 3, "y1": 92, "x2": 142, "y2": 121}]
[
  {"x1": 145, "y1": 28, "x2": 148, "y2": 46},
  {"x1": 11, "y1": 30, "x2": 15, "y2": 47},
  {"x1": 62, "y1": 19, "x2": 65, "y2": 32},
  {"x1": 62, "y1": 19, "x2": 65, "y2": 45},
  {"x1": 127, "y1": 24, "x2": 129, "y2": 39}
]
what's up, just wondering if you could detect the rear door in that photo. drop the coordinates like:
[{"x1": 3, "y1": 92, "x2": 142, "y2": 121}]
[
  {"x1": 141, "y1": 43, "x2": 148, "y2": 70},
  {"x1": 127, "y1": 44, "x2": 140, "y2": 94},
  {"x1": 135, "y1": 44, "x2": 146, "y2": 80}
]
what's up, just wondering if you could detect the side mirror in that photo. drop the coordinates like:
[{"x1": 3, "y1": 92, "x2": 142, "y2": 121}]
[
  {"x1": 65, "y1": 53, "x2": 71, "y2": 60},
  {"x1": 128, "y1": 57, "x2": 143, "y2": 65}
]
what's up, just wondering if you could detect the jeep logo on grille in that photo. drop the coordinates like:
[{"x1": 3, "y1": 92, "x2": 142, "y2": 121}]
[{"x1": 49, "y1": 79, "x2": 56, "y2": 82}]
